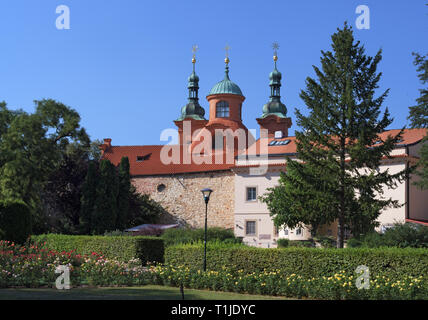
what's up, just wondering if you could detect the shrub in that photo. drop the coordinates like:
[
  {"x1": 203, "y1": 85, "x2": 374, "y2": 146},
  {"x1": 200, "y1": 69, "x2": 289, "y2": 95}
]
[
  {"x1": 314, "y1": 236, "x2": 337, "y2": 248},
  {"x1": 276, "y1": 238, "x2": 289, "y2": 248},
  {"x1": 31, "y1": 234, "x2": 164, "y2": 265},
  {"x1": 165, "y1": 244, "x2": 428, "y2": 279},
  {"x1": 381, "y1": 223, "x2": 428, "y2": 248},
  {"x1": 0, "y1": 200, "x2": 32, "y2": 244},
  {"x1": 347, "y1": 223, "x2": 428, "y2": 248},
  {"x1": 161, "y1": 227, "x2": 240, "y2": 246},
  {"x1": 346, "y1": 237, "x2": 362, "y2": 248},
  {"x1": 288, "y1": 240, "x2": 315, "y2": 248}
]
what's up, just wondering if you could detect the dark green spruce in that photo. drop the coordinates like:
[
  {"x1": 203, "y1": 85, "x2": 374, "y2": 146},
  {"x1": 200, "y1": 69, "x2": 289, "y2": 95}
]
[
  {"x1": 116, "y1": 156, "x2": 131, "y2": 230},
  {"x1": 261, "y1": 23, "x2": 409, "y2": 248},
  {"x1": 408, "y1": 52, "x2": 428, "y2": 189},
  {"x1": 92, "y1": 159, "x2": 119, "y2": 234}
]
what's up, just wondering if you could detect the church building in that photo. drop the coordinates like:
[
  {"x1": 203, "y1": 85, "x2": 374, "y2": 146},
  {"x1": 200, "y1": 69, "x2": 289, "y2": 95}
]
[{"x1": 100, "y1": 48, "x2": 428, "y2": 247}]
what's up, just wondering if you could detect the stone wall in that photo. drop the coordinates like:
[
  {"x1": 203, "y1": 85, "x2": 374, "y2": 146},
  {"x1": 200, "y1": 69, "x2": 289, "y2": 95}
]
[{"x1": 132, "y1": 170, "x2": 235, "y2": 229}]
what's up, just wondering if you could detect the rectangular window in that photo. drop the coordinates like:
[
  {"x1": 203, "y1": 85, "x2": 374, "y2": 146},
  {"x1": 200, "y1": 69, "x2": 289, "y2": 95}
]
[
  {"x1": 216, "y1": 101, "x2": 230, "y2": 118},
  {"x1": 246, "y1": 187, "x2": 257, "y2": 201},
  {"x1": 245, "y1": 221, "x2": 256, "y2": 236},
  {"x1": 296, "y1": 228, "x2": 302, "y2": 236}
]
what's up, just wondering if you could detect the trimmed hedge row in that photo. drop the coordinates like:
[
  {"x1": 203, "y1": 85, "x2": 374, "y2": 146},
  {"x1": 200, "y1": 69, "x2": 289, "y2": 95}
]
[
  {"x1": 31, "y1": 234, "x2": 164, "y2": 265},
  {"x1": 165, "y1": 244, "x2": 428, "y2": 278},
  {"x1": 161, "y1": 227, "x2": 240, "y2": 246}
]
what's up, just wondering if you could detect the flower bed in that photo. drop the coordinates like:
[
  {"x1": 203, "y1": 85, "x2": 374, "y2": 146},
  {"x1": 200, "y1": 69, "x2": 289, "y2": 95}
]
[
  {"x1": 146, "y1": 265, "x2": 427, "y2": 300},
  {"x1": 0, "y1": 240, "x2": 148, "y2": 288},
  {"x1": 1, "y1": 240, "x2": 427, "y2": 299}
]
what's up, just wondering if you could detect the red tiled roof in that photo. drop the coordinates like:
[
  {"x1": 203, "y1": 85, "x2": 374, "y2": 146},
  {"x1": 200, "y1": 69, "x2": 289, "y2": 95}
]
[
  {"x1": 102, "y1": 128, "x2": 426, "y2": 176},
  {"x1": 243, "y1": 128, "x2": 427, "y2": 156},
  {"x1": 102, "y1": 145, "x2": 234, "y2": 176}
]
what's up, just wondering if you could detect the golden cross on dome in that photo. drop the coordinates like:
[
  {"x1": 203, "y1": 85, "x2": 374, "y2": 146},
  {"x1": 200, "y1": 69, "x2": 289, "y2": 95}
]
[
  {"x1": 192, "y1": 44, "x2": 198, "y2": 63},
  {"x1": 272, "y1": 42, "x2": 280, "y2": 62},
  {"x1": 224, "y1": 44, "x2": 230, "y2": 64}
]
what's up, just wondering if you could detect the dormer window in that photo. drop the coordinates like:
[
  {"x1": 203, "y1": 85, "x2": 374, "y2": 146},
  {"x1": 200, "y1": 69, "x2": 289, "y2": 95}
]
[
  {"x1": 216, "y1": 101, "x2": 229, "y2": 118},
  {"x1": 137, "y1": 153, "x2": 151, "y2": 162},
  {"x1": 268, "y1": 139, "x2": 291, "y2": 146}
]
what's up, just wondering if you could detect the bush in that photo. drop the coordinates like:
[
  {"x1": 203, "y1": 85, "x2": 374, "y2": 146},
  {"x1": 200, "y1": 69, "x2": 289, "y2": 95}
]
[
  {"x1": 314, "y1": 235, "x2": 337, "y2": 248},
  {"x1": 165, "y1": 244, "x2": 428, "y2": 279},
  {"x1": 0, "y1": 200, "x2": 32, "y2": 244},
  {"x1": 161, "y1": 227, "x2": 240, "y2": 246},
  {"x1": 346, "y1": 237, "x2": 362, "y2": 248},
  {"x1": 288, "y1": 240, "x2": 315, "y2": 248},
  {"x1": 347, "y1": 223, "x2": 428, "y2": 248},
  {"x1": 276, "y1": 238, "x2": 289, "y2": 248},
  {"x1": 31, "y1": 234, "x2": 164, "y2": 265}
]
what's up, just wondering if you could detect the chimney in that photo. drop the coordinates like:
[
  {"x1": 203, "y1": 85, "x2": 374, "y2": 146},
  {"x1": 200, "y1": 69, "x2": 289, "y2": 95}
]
[{"x1": 99, "y1": 138, "x2": 112, "y2": 155}]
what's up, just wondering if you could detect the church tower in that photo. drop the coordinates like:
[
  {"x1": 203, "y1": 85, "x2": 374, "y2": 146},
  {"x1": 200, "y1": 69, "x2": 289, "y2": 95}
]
[
  {"x1": 257, "y1": 43, "x2": 292, "y2": 138},
  {"x1": 174, "y1": 46, "x2": 208, "y2": 147},
  {"x1": 191, "y1": 46, "x2": 251, "y2": 160}
]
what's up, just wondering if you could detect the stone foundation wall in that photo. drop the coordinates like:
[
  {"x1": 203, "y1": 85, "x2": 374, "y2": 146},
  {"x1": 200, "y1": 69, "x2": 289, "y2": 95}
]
[{"x1": 132, "y1": 170, "x2": 234, "y2": 229}]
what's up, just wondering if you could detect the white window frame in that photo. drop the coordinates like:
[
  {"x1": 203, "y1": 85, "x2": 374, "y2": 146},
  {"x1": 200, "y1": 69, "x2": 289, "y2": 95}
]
[{"x1": 246, "y1": 187, "x2": 258, "y2": 202}]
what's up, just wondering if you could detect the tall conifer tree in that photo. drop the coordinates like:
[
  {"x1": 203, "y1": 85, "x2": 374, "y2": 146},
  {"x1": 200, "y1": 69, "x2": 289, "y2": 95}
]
[
  {"x1": 262, "y1": 23, "x2": 408, "y2": 248},
  {"x1": 79, "y1": 160, "x2": 98, "y2": 234},
  {"x1": 116, "y1": 156, "x2": 131, "y2": 230},
  {"x1": 408, "y1": 52, "x2": 428, "y2": 189},
  {"x1": 92, "y1": 159, "x2": 118, "y2": 234}
]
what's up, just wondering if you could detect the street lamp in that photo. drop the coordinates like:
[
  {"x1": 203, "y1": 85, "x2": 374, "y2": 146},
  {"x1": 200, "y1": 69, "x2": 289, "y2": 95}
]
[{"x1": 201, "y1": 188, "x2": 213, "y2": 272}]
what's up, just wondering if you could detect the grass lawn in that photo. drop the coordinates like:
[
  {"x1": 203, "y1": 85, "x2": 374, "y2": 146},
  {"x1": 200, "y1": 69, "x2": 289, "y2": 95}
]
[{"x1": 0, "y1": 285, "x2": 290, "y2": 300}]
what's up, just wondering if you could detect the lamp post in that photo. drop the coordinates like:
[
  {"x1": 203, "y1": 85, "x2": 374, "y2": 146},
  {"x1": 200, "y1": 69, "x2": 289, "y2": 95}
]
[{"x1": 201, "y1": 188, "x2": 213, "y2": 272}]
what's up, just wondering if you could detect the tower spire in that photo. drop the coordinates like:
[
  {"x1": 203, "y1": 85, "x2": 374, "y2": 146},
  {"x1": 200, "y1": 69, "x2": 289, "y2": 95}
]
[
  {"x1": 270, "y1": 42, "x2": 282, "y2": 100},
  {"x1": 273, "y1": 42, "x2": 279, "y2": 69},
  {"x1": 224, "y1": 44, "x2": 230, "y2": 80},
  {"x1": 176, "y1": 45, "x2": 206, "y2": 121},
  {"x1": 259, "y1": 42, "x2": 287, "y2": 119}
]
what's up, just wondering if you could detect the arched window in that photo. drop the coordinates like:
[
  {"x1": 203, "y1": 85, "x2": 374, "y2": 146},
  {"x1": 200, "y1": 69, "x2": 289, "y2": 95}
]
[{"x1": 216, "y1": 101, "x2": 229, "y2": 118}]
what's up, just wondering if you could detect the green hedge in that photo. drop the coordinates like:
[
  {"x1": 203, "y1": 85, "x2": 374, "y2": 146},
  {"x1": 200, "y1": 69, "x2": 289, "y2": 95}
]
[
  {"x1": 0, "y1": 200, "x2": 32, "y2": 244},
  {"x1": 165, "y1": 244, "x2": 428, "y2": 278},
  {"x1": 31, "y1": 234, "x2": 164, "y2": 265},
  {"x1": 161, "y1": 227, "x2": 240, "y2": 246}
]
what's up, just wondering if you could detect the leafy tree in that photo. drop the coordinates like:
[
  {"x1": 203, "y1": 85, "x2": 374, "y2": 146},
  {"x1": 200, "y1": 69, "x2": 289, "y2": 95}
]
[
  {"x1": 116, "y1": 157, "x2": 131, "y2": 230},
  {"x1": 92, "y1": 159, "x2": 118, "y2": 234},
  {"x1": 408, "y1": 52, "x2": 428, "y2": 189},
  {"x1": 0, "y1": 99, "x2": 89, "y2": 233},
  {"x1": 261, "y1": 23, "x2": 408, "y2": 248},
  {"x1": 42, "y1": 145, "x2": 91, "y2": 234}
]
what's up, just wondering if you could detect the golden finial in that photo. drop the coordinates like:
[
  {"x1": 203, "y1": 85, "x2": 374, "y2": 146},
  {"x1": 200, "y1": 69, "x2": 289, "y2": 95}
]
[
  {"x1": 192, "y1": 44, "x2": 198, "y2": 64},
  {"x1": 272, "y1": 42, "x2": 279, "y2": 62},
  {"x1": 224, "y1": 44, "x2": 230, "y2": 64}
]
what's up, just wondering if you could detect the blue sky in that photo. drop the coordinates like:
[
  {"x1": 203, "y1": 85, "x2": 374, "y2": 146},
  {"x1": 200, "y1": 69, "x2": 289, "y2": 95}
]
[{"x1": 0, "y1": 0, "x2": 427, "y2": 145}]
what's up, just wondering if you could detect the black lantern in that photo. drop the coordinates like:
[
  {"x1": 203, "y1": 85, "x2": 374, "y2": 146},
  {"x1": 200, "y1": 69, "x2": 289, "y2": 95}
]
[{"x1": 200, "y1": 188, "x2": 213, "y2": 271}]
